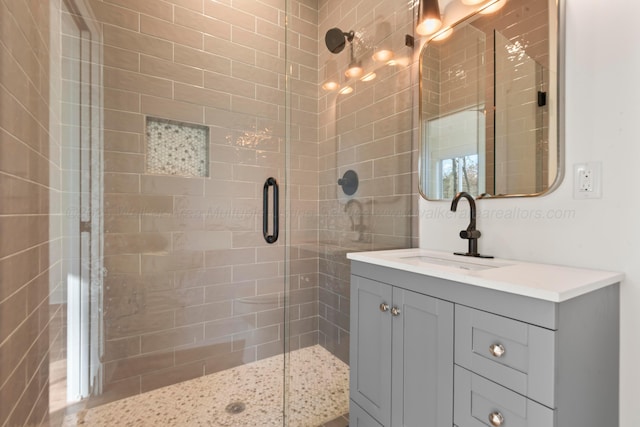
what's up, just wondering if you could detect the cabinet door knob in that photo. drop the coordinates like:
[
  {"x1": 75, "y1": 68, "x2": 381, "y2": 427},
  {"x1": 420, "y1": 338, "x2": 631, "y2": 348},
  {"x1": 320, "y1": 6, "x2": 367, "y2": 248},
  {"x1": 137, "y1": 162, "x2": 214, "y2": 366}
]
[
  {"x1": 391, "y1": 306, "x2": 401, "y2": 316},
  {"x1": 489, "y1": 343, "x2": 506, "y2": 358},
  {"x1": 488, "y1": 411, "x2": 504, "y2": 426},
  {"x1": 379, "y1": 303, "x2": 390, "y2": 312}
]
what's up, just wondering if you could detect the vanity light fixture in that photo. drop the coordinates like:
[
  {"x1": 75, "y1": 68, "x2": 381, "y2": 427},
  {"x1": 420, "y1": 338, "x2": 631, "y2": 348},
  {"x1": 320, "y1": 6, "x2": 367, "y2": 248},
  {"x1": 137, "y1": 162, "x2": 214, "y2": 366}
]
[
  {"x1": 416, "y1": 0, "x2": 442, "y2": 36},
  {"x1": 418, "y1": 0, "x2": 508, "y2": 43},
  {"x1": 338, "y1": 85, "x2": 353, "y2": 95}
]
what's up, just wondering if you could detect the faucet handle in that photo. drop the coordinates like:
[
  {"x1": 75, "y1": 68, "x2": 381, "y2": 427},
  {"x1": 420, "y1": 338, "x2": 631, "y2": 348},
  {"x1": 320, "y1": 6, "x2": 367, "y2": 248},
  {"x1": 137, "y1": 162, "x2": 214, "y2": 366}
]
[{"x1": 459, "y1": 230, "x2": 481, "y2": 239}]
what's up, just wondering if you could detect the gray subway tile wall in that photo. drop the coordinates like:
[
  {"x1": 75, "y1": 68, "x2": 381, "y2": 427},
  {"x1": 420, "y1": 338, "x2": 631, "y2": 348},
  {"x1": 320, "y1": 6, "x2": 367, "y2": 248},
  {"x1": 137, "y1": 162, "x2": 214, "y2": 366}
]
[
  {"x1": 1, "y1": 0, "x2": 419, "y2": 423},
  {"x1": 0, "y1": 0, "x2": 55, "y2": 425}
]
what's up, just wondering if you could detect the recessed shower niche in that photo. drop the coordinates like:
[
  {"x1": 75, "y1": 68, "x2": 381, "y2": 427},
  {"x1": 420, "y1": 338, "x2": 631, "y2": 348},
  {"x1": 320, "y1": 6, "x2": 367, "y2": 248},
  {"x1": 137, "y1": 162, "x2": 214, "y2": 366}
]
[{"x1": 145, "y1": 117, "x2": 209, "y2": 178}]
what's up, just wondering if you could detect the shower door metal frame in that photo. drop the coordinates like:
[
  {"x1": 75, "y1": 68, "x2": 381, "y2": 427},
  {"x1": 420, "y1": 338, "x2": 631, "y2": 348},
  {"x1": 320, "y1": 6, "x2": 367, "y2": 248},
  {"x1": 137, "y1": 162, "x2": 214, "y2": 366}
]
[{"x1": 61, "y1": 0, "x2": 104, "y2": 402}]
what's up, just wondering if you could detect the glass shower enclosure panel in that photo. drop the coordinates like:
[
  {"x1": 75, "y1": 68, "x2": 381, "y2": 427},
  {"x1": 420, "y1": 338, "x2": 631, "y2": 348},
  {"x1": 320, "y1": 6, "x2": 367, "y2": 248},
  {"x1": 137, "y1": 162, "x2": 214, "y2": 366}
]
[
  {"x1": 317, "y1": 0, "x2": 418, "y2": 363},
  {"x1": 50, "y1": 0, "x2": 291, "y2": 425},
  {"x1": 35, "y1": 0, "x2": 418, "y2": 424}
]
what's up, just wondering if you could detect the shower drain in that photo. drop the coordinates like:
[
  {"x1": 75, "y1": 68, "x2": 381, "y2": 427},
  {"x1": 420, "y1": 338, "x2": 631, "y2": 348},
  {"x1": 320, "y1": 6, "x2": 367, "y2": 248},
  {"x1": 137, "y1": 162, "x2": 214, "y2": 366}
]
[{"x1": 225, "y1": 401, "x2": 246, "y2": 414}]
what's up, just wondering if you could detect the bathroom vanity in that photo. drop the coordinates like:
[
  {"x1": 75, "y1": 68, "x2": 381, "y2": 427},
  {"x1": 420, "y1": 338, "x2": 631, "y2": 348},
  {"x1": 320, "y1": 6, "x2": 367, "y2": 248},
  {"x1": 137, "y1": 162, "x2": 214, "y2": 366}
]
[{"x1": 347, "y1": 249, "x2": 623, "y2": 427}]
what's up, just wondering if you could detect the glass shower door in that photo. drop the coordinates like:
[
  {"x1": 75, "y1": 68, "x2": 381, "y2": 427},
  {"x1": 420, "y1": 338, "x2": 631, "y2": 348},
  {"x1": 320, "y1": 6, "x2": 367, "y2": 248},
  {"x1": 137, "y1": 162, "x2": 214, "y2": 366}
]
[{"x1": 50, "y1": 0, "x2": 292, "y2": 425}]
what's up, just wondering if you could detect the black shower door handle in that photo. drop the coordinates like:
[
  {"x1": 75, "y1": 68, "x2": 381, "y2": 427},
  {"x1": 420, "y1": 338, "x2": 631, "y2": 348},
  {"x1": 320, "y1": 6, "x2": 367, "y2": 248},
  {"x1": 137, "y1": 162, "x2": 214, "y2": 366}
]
[{"x1": 263, "y1": 177, "x2": 279, "y2": 244}]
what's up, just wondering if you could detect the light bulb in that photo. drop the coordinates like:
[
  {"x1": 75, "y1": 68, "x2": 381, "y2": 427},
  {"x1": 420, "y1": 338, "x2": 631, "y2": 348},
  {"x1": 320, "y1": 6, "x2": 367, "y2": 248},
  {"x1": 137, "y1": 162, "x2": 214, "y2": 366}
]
[
  {"x1": 372, "y1": 49, "x2": 394, "y2": 63},
  {"x1": 416, "y1": 0, "x2": 442, "y2": 36},
  {"x1": 322, "y1": 80, "x2": 340, "y2": 91},
  {"x1": 338, "y1": 86, "x2": 353, "y2": 95},
  {"x1": 416, "y1": 17, "x2": 442, "y2": 36},
  {"x1": 461, "y1": 0, "x2": 485, "y2": 5},
  {"x1": 345, "y1": 63, "x2": 363, "y2": 79}
]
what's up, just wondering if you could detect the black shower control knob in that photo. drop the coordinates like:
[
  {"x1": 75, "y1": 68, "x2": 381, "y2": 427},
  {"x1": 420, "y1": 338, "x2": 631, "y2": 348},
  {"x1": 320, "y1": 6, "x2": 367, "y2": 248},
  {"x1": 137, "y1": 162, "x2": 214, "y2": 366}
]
[{"x1": 337, "y1": 170, "x2": 359, "y2": 196}]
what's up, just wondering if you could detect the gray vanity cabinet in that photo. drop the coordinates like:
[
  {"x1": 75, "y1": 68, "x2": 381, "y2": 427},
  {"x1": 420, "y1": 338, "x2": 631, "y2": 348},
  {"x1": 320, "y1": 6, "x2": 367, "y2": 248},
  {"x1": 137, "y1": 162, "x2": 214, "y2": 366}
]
[
  {"x1": 349, "y1": 260, "x2": 620, "y2": 427},
  {"x1": 350, "y1": 275, "x2": 454, "y2": 427},
  {"x1": 349, "y1": 398, "x2": 383, "y2": 427}
]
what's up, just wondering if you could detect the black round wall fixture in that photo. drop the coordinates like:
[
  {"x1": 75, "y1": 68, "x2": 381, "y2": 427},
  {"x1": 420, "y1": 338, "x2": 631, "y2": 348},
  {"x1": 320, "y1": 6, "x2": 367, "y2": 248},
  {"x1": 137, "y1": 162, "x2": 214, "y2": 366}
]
[{"x1": 338, "y1": 169, "x2": 359, "y2": 196}]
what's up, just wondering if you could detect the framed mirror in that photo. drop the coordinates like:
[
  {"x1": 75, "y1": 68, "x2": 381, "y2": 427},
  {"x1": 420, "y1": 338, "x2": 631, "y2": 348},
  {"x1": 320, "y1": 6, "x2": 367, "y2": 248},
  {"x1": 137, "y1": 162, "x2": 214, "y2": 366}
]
[{"x1": 419, "y1": 0, "x2": 562, "y2": 200}]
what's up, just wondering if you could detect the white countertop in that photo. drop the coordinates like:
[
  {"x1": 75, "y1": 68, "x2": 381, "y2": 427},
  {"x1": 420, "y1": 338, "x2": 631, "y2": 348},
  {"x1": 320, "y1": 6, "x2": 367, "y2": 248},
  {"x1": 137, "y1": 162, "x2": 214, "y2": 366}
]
[{"x1": 347, "y1": 248, "x2": 624, "y2": 302}]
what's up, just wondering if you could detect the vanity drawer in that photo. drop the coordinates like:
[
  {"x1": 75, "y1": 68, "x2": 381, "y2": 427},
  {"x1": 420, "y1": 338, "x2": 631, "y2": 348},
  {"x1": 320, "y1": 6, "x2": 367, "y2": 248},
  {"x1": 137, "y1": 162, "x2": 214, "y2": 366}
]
[
  {"x1": 454, "y1": 365, "x2": 555, "y2": 427},
  {"x1": 455, "y1": 305, "x2": 556, "y2": 408}
]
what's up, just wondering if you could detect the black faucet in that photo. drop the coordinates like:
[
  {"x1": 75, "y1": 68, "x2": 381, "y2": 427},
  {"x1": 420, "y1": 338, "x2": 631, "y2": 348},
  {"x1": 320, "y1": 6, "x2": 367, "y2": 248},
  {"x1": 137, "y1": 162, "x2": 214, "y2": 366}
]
[{"x1": 450, "y1": 192, "x2": 493, "y2": 258}]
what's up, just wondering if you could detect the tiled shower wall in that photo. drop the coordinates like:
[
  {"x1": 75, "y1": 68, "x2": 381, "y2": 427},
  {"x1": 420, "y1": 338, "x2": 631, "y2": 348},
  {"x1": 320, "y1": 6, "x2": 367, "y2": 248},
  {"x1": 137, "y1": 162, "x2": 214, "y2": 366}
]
[
  {"x1": 287, "y1": 0, "x2": 321, "y2": 351},
  {"x1": 317, "y1": 0, "x2": 419, "y2": 363},
  {"x1": 0, "y1": 0, "x2": 56, "y2": 425},
  {"x1": 90, "y1": 0, "x2": 319, "y2": 403},
  {"x1": 0, "y1": 0, "x2": 420, "y2": 422}
]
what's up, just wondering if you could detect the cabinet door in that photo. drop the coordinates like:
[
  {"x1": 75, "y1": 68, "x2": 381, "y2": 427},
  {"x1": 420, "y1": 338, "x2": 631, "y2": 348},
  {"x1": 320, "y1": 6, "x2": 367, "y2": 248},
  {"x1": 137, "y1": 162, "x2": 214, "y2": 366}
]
[
  {"x1": 350, "y1": 399, "x2": 384, "y2": 427},
  {"x1": 391, "y1": 288, "x2": 454, "y2": 427},
  {"x1": 350, "y1": 275, "x2": 393, "y2": 426}
]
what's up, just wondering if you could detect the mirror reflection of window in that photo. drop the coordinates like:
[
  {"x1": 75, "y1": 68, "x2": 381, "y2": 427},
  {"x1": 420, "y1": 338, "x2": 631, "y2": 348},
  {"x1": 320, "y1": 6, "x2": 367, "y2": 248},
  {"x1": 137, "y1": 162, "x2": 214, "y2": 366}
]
[
  {"x1": 440, "y1": 155, "x2": 479, "y2": 199},
  {"x1": 426, "y1": 108, "x2": 485, "y2": 199}
]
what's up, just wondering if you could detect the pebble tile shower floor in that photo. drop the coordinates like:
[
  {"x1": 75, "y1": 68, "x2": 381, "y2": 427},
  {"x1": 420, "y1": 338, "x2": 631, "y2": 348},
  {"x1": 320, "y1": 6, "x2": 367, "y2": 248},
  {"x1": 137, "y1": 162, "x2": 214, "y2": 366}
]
[{"x1": 62, "y1": 345, "x2": 349, "y2": 427}]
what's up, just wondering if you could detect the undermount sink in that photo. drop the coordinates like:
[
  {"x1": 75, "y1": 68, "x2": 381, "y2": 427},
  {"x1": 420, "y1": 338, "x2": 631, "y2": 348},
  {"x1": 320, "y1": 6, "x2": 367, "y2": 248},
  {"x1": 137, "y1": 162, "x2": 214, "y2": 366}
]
[{"x1": 399, "y1": 255, "x2": 509, "y2": 271}]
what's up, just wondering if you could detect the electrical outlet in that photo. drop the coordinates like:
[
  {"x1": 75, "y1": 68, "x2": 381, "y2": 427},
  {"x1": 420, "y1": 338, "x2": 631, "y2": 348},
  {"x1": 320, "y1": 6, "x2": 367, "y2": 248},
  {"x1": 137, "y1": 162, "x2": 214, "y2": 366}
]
[
  {"x1": 573, "y1": 162, "x2": 602, "y2": 199},
  {"x1": 578, "y1": 168, "x2": 593, "y2": 192}
]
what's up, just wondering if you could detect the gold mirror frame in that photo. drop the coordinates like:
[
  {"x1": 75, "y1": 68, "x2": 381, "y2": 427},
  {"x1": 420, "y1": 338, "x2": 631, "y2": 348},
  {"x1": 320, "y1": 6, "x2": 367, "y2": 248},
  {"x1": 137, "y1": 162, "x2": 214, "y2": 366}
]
[{"x1": 418, "y1": 0, "x2": 565, "y2": 200}]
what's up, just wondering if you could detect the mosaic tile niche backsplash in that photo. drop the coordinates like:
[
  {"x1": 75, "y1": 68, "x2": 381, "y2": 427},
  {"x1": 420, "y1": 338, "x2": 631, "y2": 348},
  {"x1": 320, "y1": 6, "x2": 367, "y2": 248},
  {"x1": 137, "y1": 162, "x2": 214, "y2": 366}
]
[{"x1": 146, "y1": 117, "x2": 209, "y2": 177}]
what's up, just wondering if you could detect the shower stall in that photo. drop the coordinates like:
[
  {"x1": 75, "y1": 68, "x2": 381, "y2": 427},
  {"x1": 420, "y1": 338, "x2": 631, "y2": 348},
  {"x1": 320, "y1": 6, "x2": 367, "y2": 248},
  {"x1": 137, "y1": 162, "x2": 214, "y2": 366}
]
[{"x1": 0, "y1": 0, "x2": 417, "y2": 426}]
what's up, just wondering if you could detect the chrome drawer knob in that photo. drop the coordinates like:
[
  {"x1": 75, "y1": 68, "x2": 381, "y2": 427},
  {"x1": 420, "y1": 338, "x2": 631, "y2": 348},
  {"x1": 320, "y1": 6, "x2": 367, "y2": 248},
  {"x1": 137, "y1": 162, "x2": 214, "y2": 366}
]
[
  {"x1": 391, "y1": 306, "x2": 401, "y2": 316},
  {"x1": 379, "y1": 303, "x2": 390, "y2": 312},
  {"x1": 488, "y1": 411, "x2": 504, "y2": 426},
  {"x1": 489, "y1": 343, "x2": 506, "y2": 358}
]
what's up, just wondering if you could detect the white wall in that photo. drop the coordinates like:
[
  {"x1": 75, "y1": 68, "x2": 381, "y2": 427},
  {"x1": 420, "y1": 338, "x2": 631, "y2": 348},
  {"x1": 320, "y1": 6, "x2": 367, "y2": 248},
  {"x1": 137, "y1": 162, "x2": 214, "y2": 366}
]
[{"x1": 419, "y1": 0, "x2": 640, "y2": 425}]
